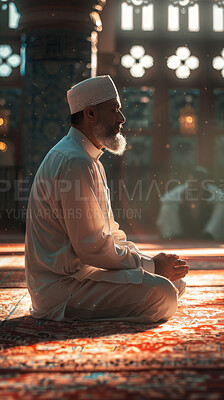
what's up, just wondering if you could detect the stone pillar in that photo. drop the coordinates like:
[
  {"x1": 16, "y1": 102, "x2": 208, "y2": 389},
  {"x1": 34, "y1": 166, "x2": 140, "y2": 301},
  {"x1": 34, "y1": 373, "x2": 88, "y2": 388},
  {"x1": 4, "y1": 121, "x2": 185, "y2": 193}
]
[{"x1": 14, "y1": 0, "x2": 105, "y2": 212}]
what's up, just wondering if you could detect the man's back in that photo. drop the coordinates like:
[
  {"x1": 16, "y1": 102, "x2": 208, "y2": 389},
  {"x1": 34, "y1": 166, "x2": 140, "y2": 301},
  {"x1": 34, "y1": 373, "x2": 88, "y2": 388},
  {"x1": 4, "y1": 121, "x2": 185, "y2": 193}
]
[
  {"x1": 25, "y1": 127, "x2": 146, "y2": 321},
  {"x1": 25, "y1": 129, "x2": 97, "y2": 320}
]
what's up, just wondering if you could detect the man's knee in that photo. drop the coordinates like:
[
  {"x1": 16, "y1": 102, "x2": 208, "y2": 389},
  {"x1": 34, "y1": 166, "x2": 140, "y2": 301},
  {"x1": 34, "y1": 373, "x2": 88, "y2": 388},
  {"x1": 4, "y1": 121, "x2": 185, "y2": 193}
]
[
  {"x1": 158, "y1": 277, "x2": 178, "y2": 319},
  {"x1": 144, "y1": 275, "x2": 178, "y2": 322}
]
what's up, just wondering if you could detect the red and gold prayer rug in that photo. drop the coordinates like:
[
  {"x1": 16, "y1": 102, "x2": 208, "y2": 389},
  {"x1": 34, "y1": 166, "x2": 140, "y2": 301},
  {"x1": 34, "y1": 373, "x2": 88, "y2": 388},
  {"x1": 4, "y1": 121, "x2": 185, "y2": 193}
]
[
  {"x1": 0, "y1": 369, "x2": 224, "y2": 400},
  {"x1": 0, "y1": 274, "x2": 224, "y2": 373},
  {"x1": 0, "y1": 242, "x2": 224, "y2": 399}
]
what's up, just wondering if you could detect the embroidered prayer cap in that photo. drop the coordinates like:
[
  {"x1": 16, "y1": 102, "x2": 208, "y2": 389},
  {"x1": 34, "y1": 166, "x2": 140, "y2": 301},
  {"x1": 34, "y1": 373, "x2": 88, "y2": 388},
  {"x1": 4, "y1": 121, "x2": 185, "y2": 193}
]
[{"x1": 67, "y1": 75, "x2": 120, "y2": 115}]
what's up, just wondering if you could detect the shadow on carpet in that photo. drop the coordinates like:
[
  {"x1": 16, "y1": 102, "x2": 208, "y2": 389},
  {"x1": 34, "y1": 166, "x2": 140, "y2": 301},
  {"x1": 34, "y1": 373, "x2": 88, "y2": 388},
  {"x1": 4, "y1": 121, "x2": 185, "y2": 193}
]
[
  {"x1": 0, "y1": 270, "x2": 224, "y2": 399},
  {"x1": 0, "y1": 282, "x2": 224, "y2": 373}
]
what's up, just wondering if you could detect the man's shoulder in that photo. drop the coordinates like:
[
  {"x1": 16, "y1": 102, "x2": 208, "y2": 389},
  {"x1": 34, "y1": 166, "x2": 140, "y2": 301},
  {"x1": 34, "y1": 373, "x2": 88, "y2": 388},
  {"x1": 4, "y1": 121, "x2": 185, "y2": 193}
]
[
  {"x1": 36, "y1": 135, "x2": 93, "y2": 179},
  {"x1": 50, "y1": 134, "x2": 89, "y2": 161}
]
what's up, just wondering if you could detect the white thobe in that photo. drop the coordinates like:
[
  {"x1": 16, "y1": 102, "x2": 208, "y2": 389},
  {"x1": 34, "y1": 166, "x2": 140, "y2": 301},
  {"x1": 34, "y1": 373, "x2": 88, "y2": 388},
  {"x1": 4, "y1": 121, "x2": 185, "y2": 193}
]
[
  {"x1": 157, "y1": 183, "x2": 224, "y2": 240},
  {"x1": 25, "y1": 127, "x2": 158, "y2": 321}
]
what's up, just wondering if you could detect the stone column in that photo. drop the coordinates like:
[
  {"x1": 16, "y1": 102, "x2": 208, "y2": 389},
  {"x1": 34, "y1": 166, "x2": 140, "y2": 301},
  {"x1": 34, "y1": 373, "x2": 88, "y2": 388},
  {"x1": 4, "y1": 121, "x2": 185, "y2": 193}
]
[{"x1": 14, "y1": 0, "x2": 105, "y2": 215}]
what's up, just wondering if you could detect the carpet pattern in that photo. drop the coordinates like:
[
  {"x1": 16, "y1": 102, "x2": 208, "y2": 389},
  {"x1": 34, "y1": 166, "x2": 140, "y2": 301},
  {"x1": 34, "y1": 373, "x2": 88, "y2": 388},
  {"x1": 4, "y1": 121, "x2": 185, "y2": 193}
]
[
  {"x1": 0, "y1": 281, "x2": 224, "y2": 373},
  {"x1": 0, "y1": 243, "x2": 224, "y2": 399},
  {"x1": 1, "y1": 370, "x2": 224, "y2": 400}
]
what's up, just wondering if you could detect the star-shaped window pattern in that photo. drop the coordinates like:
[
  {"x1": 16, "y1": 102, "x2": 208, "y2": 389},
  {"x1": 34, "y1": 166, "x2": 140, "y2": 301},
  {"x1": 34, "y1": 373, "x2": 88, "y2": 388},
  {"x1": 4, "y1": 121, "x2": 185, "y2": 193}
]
[
  {"x1": 213, "y1": 49, "x2": 224, "y2": 78},
  {"x1": 121, "y1": 45, "x2": 154, "y2": 78},
  {"x1": 167, "y1": 46, "x2": 199, "y2": 79},
  {"x1": 0, "y1": 45, "x2": 21, "y2": 77}
]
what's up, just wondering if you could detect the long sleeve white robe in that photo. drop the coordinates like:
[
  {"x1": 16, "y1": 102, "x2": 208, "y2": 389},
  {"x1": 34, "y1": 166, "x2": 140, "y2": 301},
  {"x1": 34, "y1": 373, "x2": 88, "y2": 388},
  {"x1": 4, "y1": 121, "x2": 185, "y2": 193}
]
[{"x1": 25, "y1": 127, "x2": 155, "y2": 321}]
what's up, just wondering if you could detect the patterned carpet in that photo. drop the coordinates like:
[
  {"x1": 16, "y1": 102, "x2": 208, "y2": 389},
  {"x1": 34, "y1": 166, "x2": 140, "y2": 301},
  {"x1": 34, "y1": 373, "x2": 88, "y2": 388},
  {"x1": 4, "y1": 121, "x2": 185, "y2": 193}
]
[
  {"x1": 1, "y1": 369, "x2": 224, "y2": 400},
  {"x1": 0, "y1": 244, "x2": 224, "y2": 399}
]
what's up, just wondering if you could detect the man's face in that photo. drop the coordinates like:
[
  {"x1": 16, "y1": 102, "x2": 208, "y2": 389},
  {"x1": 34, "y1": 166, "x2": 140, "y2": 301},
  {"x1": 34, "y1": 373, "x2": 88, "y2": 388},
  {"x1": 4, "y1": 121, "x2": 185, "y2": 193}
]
[{"x1": 93, "y1": 98, "x2": 127, "y2": 155}]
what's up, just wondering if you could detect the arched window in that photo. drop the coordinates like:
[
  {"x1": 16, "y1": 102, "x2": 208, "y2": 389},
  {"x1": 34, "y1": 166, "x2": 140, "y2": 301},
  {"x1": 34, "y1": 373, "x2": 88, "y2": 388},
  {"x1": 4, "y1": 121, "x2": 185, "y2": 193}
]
[
  {"x1": 168, "y1": 0, "x2": 200, "y2": 32},
  {"x1": 213, "y1": 1, "x2": 224, "y2": 32},
  {"x1": 121, "y1": 1, "x2": 154, "y2": 31},
  {"x1": 0, "y1": 1, "x2": 20, "y2": 29}
]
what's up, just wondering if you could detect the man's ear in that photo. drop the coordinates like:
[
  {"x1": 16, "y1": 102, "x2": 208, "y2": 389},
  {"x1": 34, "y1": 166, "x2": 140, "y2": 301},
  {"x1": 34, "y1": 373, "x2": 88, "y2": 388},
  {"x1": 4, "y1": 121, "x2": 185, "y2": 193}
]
[{"x1": 84, "y1": 106, "x2": 96, "y2": 122}]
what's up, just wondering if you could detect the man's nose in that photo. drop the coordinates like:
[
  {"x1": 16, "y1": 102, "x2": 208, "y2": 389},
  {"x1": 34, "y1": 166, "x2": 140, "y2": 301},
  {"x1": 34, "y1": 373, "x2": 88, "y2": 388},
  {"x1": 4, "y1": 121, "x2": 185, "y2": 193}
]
[{"x1": 118, "y1": 110, "x2": 126, "y2": 124}]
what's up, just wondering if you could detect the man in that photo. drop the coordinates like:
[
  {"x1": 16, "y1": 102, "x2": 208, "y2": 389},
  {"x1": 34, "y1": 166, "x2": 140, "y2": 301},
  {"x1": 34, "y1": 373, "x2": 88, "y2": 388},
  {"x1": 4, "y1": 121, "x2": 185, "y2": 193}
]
[
  {"x1": 25, "y1": 75, "x2": 189, "y2": 323},
  {"x1": 157, "y1": 166, "x2": 224, "y2": 240}
]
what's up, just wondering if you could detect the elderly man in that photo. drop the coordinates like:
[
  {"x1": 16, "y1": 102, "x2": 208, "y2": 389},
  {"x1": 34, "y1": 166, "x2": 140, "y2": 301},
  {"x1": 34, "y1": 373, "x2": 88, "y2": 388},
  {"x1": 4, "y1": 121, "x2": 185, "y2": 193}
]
[{"x1": 25, "y1": 75, "x2": 189, "y2": 323}]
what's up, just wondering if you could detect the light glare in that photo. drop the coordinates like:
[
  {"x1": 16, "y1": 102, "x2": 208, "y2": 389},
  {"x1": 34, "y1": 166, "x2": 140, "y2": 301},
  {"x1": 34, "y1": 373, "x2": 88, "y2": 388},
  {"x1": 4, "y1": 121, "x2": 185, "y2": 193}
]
[
  {"x1": 7, "y1": 54, "x2": 21, "y2": 68},
  {"x1": 132, "y1": 0, "x2": 144, "y2": 5},
  {"x1": 185, "y1": 55, "x2": 199, "y2": 70},
  {"x1": 176, "y1": 47, "x2": 191, "y2": 61},
  {"x1": 0, "y1": 63, "x2": 12, "y2": 77},
  {"x1": 130, "y1": 64, "x2": 145, "y2": 78},
  {"x1": 9, "y1": 2, "x2": 20, "y2": 29},
  {"x1": 167, "y1": 55, "x2": 181, "y2": 70},
  {"x1": 179, "y1": 0, "x2": 190, "y2": 5},
  {"x1": 142, "y1": 4, "x2": 154, "y2": 31},
  {"x1": 130, "y1": 45, "x2": 145, "y2": 59},
  {"x1": 140, "y1": 55, "x2": 153, "y2": 68},
  {"x1": 121, "y1": 54, "x2": 135, "y2": 68},
  {"x1": 176, "y1": 65, "x2": 190, "y2": 79},
  {"x1": 168, "y1": 4, "x2": 180, "y2": 31},
  {"x1": 213, "y1": 56, "x2": 224, "y2": 70},
  {"x1": 213, "y1": 4, "x2": 224, "y2": 32},
  {"x1": 188, "y1": 4, "x2": 200, "y2": 32},
  {"x1": 121, "y1": 3, "x2": 133, "y2": 30},
  {"x1": 0, "y1": 142, "x2": 7, "y2": 152},
  {"x1": 0, "y1": 45, "x2": 12, "y2": 59}
]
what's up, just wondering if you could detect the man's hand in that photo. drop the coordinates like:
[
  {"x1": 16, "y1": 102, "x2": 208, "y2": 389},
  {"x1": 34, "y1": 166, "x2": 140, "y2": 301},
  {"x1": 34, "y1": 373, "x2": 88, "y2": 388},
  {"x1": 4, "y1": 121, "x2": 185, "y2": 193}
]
[{"x1": 152, "y1": 252, "x2": 190, "y2": 282}]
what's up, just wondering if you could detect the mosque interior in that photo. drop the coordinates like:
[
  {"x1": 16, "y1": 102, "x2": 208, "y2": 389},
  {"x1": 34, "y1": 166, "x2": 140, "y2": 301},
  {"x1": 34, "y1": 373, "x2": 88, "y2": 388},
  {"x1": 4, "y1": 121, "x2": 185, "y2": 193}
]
[{"x1": 0, "y1": 1, "x2": 224, "y2": 399}]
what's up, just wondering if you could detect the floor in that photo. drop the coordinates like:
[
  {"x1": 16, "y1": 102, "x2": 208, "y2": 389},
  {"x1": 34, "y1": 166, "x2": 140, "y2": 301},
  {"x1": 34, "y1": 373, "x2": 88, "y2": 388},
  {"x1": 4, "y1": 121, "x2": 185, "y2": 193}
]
[{"x1": 0, "y1": 238, "x2": 224, "y2": 399}]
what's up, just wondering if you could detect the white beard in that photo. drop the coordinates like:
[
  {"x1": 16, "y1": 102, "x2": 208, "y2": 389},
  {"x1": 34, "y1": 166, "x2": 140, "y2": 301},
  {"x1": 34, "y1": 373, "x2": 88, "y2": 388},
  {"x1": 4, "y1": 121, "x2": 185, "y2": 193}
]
[
  {"x1": 93, "y1": 123, "x2": 127, "y2": 156},
  {"x1": 99, "y1": 133, "x2": 127, "y2": 156}
]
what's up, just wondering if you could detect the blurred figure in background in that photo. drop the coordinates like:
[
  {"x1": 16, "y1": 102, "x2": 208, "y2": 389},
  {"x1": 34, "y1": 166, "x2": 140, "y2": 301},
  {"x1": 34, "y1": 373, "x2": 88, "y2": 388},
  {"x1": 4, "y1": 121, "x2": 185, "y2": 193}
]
[{"x1": 157, "y1": 166, "x2": 224, "y2": 240}]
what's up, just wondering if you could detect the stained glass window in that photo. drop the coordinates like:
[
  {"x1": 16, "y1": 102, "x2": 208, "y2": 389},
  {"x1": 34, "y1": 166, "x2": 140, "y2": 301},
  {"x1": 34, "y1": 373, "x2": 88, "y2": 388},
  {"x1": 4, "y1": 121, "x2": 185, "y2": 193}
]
[
  {"x1": 125, "y1": 135, "x2": 152, "y2": 167},
  {"x1": 213, "y1": 1, "x2": 224, "y2": 32},
  {"x1": 0, "y1": 88, "x2": 21, "y2": 131},
  {"x1": 121, "y1": 1, "x2": 154, "y2": 31},
  {"x1": 169, "y1": 89, "x2": 200, "y2": 131},
  {"x1": 0, "y1": 1, "x2": 20, "y2": 29},
  {"x1": 169, "y1": 135, "x2": 198, "y2": 180},
  {"x1": 122, "y1": 86, "x2": 154, "y2": 130},
  {"x1": 168, "y1": 0, "x2": 200, "y2": 32}
]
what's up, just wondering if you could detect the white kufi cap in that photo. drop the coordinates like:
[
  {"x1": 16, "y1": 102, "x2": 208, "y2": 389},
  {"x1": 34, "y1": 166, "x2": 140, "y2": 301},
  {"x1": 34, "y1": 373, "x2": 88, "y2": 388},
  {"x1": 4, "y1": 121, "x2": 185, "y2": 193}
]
[{"x1": 67, "y1": 75, "x2": 120, "y2": 115}]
